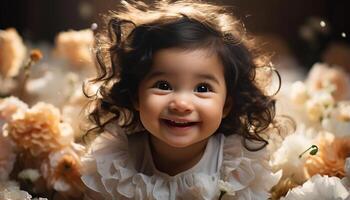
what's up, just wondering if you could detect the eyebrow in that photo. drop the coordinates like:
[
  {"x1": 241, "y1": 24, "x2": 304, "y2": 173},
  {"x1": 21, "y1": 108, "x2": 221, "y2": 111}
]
[{"x1": 146, "y1": 70, "x2": 221, "y2": 85}]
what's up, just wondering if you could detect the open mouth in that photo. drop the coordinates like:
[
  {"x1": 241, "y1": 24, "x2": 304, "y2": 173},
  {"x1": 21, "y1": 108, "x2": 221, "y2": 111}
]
[{"x1": 162, "y1": 119, "x2": 198, "y2": 128}]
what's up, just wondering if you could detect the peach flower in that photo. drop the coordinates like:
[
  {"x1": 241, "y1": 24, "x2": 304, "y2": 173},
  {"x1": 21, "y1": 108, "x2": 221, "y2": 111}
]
[
  {"x1": 306, "y1": 63, "x2": 350, "y2": 101},
  {"x1": 4, "y1": 102, "x2": 74, "y2": 156},
  {"x1": 0, "y1": 28, "x2": 26, "y2": 78},
  {"x1": 54, "y1": 29, "x2": 94, "y2": 68},
  {"x1": 41, "y1": 145, "x2": 85, "y2": 196},
  {"x1": 304, "y1": 135, "x2": 350, "y2": 178},
  {"x1": 0, "y1": 96, "x2": 28, "y2": 123}
]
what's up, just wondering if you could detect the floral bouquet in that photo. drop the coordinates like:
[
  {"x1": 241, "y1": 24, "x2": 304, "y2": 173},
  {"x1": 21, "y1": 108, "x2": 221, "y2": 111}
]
[
  {"x1": 0, "y1": 28, "x2": 95, "y2": 200},
  {"x1": 268, "y1": 63, "x2": 350, "y2": 199}
]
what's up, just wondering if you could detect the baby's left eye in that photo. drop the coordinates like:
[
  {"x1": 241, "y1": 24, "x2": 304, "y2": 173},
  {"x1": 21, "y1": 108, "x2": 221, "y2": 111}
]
[{"x1": 194, "y1": 84, "x2": 211, "y2": 93}]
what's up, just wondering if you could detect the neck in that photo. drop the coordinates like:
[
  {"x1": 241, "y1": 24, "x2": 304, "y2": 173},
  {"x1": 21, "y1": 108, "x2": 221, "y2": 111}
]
[{"x1": 149, "y1": 135, "x2": 208, "y2": 176}]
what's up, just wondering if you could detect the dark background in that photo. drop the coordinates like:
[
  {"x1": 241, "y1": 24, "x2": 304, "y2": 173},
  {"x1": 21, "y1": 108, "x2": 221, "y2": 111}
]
[{"x1": 1, "y1": 0, "x2": 349, "y2": 70}]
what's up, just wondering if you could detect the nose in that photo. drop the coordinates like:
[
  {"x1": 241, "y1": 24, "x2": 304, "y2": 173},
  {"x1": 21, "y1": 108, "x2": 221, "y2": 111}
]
[{"x1": 168, "y1": 93, "x2": 194, "y2": 114}]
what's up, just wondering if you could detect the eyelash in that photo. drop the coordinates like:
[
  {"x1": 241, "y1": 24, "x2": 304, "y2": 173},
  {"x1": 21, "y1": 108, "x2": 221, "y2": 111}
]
[
  {"x1": 194, "y1": 83, "x2": 213, "y2": 93},
  {"x1": 152, "y1": 80, "x2": 213, "y2": 93}
]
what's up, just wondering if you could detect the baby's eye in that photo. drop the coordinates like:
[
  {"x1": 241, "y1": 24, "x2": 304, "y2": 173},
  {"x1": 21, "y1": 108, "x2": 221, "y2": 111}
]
[
  {"x1": 154, "y1": 80, "x2": 172, "y2": 90},
  {"x1": 194, "y1": 83, "x2": 212, "y2": 93}
]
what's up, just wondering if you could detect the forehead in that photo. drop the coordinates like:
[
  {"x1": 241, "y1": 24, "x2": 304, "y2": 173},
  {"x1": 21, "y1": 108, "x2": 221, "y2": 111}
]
[{"x1": 150, "y1": 48, "x2": 224, "y2": 76}]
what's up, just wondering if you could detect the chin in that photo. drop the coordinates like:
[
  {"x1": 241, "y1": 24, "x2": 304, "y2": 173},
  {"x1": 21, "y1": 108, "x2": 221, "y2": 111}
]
[{"x1": 162, "y1": 136, "x2": 197, "y2": 148}]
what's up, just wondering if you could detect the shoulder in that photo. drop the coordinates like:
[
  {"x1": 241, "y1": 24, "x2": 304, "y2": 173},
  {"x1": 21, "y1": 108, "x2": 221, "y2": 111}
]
[
  {"x1": 80, "y1": 124, "x2": 146, "y2": 200},
  {"x1": 219, "y1": 134, "x2": 282, "y2": 200}
]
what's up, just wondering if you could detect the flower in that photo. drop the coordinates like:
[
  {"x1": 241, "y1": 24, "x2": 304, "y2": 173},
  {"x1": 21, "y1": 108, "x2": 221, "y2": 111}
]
[
  {"x1": 306, "y1": 91, "x2": 335, "y2": 122},
  {"x1": 0, "y1": 28, "x2": 26, "y2": 78},
  {"x1": 4, "y1": 102, "x2": 74, "y2": 156},
  {"x1": 54, "y1": 29, "x2": 94, "y2": 68},
  {"x1": 290, "y1": 81, "x2": 309, "y2": 105},
  {"x1": 322, "y1": 102, "x2": 350, "y2": 137},
  {"x1": 0, "y1": 133, "x2": 16, "y2": 181},
  {"x1": 0, "y1": 181, "x2": 32, "y2": 200},
  {"x1": 218, "y1": 180, "x2": 236, "y2": 196},
  {"x1": 18, "y1": 168, "x2": 41, "y2": 182},
  {"x1": 338, "y1": 102, "x2": 350, "y2": 122},
  {"x1": 304, "y1": 135, "x2": 350, "y2": 178},
  {"x1": 306, "y1": 63, "x2": 350, "y2": 101},
  {"x1": 270, "y1": 127, "x2": 317, "y2": 183},
  {"x1": 41, "y1": 145, "x2": 84, "y2": 194},
  {"x1": 345, "y1": 157, "x2": 350, "y2": 178},
  {"x1": 270, "y1": 176, "x2": 299, "y2": 200},
  {"x1": 0, "y1": 96, "x2": 28, "y2": 123},
  {"x1": 29, "y1": 49, "x2": 43, "y2": 63},
  {"x1": 281, "y1": 174, "x2": 350, "y2": 200}
]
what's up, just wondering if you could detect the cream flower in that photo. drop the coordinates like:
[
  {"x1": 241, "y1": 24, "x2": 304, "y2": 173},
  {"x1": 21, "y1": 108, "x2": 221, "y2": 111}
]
[
  {"x1": 281, "y1": 174, "x2": 350, "y2": 200},
  {"x1": 218, "y1": 180, "x2": 236, "y2": 196},
  {"x1": 307, "y1": 62, "x2": 350, "y2": 101},
  {"x1": 0, "y1": 133, "x2": 16, "y2": 181},
  {"x1": 270, "y1": 127, "x2": 317, "y2": 183},
  {"x1": 0, "y1": 28, "x2": 26, "y2": 78},
  {"x1": 54, "y1": 29, "x2": 94, "y2": 67},
  {"x1": 322, "y1": 102, "x2": 350, "y2": 137},
  {"x1": 41, "y1": 144, "x2": 85, "y2": 194},
  {"x1": 290, "y1": 81, "x2": 309, "y2": 105},
  {"x1": 306, "y1": 98, "x2": 325, "y2": 122},
  {"x1": 0, "y1": 181, "x2": 32, "y2": 200},
  {"x1": 18, "y1": 168, "x2": 41, "y2": 182},
  {"x1": 4, "y1": 102, "x2": 74, "y2": 156},
  {"x1": 338, "y1": 102, "x2": 350, "y2": 122}
]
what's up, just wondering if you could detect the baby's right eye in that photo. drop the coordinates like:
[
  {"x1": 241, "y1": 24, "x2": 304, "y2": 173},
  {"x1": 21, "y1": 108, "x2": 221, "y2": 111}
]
[{"x1": 153, "y1": 80, "x2": 172, "y2": 90}]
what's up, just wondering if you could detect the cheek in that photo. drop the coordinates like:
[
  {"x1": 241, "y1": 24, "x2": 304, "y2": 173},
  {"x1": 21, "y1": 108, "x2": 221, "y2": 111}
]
[
  {"x1": 138, "y1": 94, "x2": 166, "y2": 126},
  {"x1": 197, "y1": 98, "x2": 226, "y2": 127}
]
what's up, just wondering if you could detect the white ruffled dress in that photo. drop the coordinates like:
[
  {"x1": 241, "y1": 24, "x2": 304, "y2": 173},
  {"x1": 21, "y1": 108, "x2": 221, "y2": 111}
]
[{"x1": 81, "y1": 124, "x2": 281, "y2": 200}]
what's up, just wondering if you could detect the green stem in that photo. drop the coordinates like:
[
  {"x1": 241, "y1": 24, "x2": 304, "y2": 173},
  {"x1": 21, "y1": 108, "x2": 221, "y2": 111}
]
[{"x1": 299, "y1": 145, "x2": 318, "y2": 158}]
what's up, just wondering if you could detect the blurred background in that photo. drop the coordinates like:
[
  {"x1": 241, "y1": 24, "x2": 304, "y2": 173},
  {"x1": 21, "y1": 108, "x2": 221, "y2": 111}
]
[{"x1": 1, "y1": 0, "x2": 350, "y2": 75}]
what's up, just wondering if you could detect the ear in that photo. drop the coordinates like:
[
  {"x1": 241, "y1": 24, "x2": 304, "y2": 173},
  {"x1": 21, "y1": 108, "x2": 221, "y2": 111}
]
[{"x1": 222, "y1": 97, "x2": 232, "y2": 118}]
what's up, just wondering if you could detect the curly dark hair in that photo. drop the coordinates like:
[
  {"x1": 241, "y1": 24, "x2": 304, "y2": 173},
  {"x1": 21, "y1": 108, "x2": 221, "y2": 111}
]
[{"x1": 84, "y1": 0, "x2": 284, "y2": 151}]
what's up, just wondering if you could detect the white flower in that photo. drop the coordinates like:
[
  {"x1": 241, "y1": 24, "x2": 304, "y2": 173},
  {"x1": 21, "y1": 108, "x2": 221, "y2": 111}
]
[
  {"x1": 218, "y1": 180, "x2": 236, "y2": 196},
  {"x1": 270, "y1": 127, "x2": 317, "y2": 183},
  {"x1": 281, "y1": 174, "x2": 350, "y2": 200},
  {"x1": 18, "y1": 168, "x2": 41, "y2": 182},
  {"x1": 290, "y1": 81, "x2": 309, "y2": 105},
  {"x1": 345, "y1": 157, "x2": 350, "y2": 178},
  {"x1": 0, "y1": 181, "x2": 32, "y2": 200},
  {"x1": 322, "y1": 102, "x2": 350, "y2": 137}
]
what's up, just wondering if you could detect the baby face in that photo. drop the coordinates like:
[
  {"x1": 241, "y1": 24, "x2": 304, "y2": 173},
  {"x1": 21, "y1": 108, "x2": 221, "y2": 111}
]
[{"x1": 136, "y1": 48, "x2": 228, "y2": 148}]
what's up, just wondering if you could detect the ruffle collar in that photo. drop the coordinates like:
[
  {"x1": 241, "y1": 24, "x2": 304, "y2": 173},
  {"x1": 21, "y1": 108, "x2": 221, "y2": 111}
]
[{"x1": 81, "y1": 124, "x2": 281, "y2": 200}]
